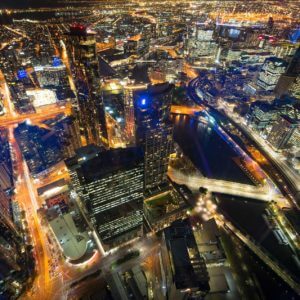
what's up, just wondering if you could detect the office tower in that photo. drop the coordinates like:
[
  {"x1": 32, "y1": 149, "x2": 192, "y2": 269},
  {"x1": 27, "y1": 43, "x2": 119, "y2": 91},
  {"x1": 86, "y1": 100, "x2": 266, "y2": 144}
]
[
  {"x1": 275, "y1": 47, "x2": 300, "y2": 97},
  {"x1": 14, "y1": 122, "x2": 62, "y2": 175},
  {"x1": 53, "y1": 116, "x2": 82, "y2": 158},
  {"x1": 257, "y1": 57, "x2": 288, "y2": 91},
  {"x1": 161, "y1": 219, "x2": 210, "y2": 298},
  {"x1": 267, "y1": 17, "x2": 274, "y2": 33},
  {"x1": 100, "y1": 81, "x2": 125, "y2": 147},
  {"x1": 67, "y1": 24, "x2": 108, "y2": 147},
  {"x1": 67, "y1": 24, "x2": 97, "y2": 63},
  {"x1": 66, "y1": 147, "x2": 144, "y2": 250},
  {"x1": 0, "y1": 163, "x2": 12, "y2": 191},
  {"x1": 247, "y1": 99, "x2": 298, "y2": 131},
  {"x1": 124, "y1": 84, "x2": 147, "y2": 144},
  {"x1": 86, "y1": 62, "x2": 109, "y2": 146},
  {"x1": 0, "y1": 133, "x2": 13, "y2": 191},
  {"x1": 268, "y1": 114, "x2": 300, "y2": 149},
  {"x1": 247, "y1": 101, "x2": 280, "y2": 130},
  {"x1": 0, "y1": 188, "x2": 12, "y2": 226},
  {"x1": 134, "y1": 83, "x2": 174, "y2": 193},
  {"x1": 289, "y1": 76, "x2": 300, "y2": 99},
  {"x1": 286, "y1": 46, "x2": 300, "y2": 76},
  {"x1": 124, "y1": 37, "x2": 149, "y2": 56}
]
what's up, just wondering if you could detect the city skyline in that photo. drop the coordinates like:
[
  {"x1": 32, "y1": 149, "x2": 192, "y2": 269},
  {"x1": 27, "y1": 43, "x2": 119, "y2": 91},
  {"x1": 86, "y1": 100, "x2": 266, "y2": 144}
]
[{"x1": 0, "y1": 1, "x2": 299, "y2": 299}]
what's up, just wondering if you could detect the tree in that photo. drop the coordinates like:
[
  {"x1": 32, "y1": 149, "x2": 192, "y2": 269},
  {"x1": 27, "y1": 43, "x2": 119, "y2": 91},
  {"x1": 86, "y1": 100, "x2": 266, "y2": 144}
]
[{"x1": 199, "y1": 187, "x2": 208, "y2": 196}]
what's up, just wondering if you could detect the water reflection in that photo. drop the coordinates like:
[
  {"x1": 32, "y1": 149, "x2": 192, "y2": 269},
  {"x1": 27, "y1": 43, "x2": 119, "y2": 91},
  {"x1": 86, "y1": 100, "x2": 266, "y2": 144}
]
[{"x1": 171, "y1": 114, "x2": 252, "y2": 184}]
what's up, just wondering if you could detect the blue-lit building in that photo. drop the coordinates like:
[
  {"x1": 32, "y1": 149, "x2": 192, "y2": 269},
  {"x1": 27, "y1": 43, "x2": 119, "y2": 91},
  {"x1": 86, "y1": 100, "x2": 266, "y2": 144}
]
[{"x1": 134, "y1": 83, "x2": 174, "y2": 194}]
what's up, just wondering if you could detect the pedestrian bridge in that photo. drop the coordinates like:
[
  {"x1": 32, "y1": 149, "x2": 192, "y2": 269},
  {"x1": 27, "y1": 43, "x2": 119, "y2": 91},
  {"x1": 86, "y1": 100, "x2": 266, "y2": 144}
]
[{"x1": 168, "y1": 167, "x2": 283, "y2": 202}]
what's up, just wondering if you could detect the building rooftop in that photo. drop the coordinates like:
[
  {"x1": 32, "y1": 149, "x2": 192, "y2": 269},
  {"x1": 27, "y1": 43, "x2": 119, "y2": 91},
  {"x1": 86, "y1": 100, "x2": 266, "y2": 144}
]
[
  {"x1": 37, "y1": 178, "x2": 67, "y2": 196},
  {"x1": 49, "y1": 213, "x2": 89, "y2": 261},
  {"x1": 164, "y1": 219, "x2": 210, "y2": 293},
  {"x1": 279, "y1": 114, "x2": 300, "y2": 125},
  {"x1": 78, "y1": 147, "x2": 144, "y2": 183}
]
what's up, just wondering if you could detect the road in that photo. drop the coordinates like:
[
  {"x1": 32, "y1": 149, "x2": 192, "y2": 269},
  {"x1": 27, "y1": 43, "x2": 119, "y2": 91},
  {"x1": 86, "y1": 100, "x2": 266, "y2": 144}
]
[
  {"x1": 188, "y1": 182, "x2": 300, "y2": 295},
  {"x1": 188, "y1": 76, "x2": 296, "y2": 208},
  {"x1": 187, "y1": 76, "x2": 300, "y2": 295},
  {"x1": 219, "y1": 215, "x2": 300, "y2": 295},
  {"x1": 170, "y1": 104, "x2": 203, "y2": 115},
  {"x1": 8, "y1": 127, "x2": 64, "y2": 300},
  {"x1": 0, "y1": 102, "x2": 72, "y2": 128},
  {"x1": 226, "y1": 111, "x2": 300, "y2": 207},
  {"x1": 7, "y1": 124, "x2": 101, "y2": 300}
]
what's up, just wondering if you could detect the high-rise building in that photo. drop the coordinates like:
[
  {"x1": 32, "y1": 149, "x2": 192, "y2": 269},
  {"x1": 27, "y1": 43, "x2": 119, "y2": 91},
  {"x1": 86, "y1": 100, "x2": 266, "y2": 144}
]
[
  {"x1": 257, "y1": 57, "x2": 288, "y2": 91},
  {"x1": 286, "y1": 46, "x2": 300, "y2": 77},
  {"x1": 268, "y1": 114, "x2": 300, "y2": 149},
  {"x1": 100, "y1": 81, "x2": 125, "y2": 147},
  {"x1": 0, "y1": 132, "x2": 13, "y2": 191},
  {"x1": 247, "y1": 101, "x2": 280, "y2": 130},
  {"x1": 67, "y1": 24, "x2": 97, "y2": 63},
  {"x1": 161, "y1": 219, "x2": 210, "y2": 298},
  {"x1": 66, "y1": 147, "x2": 144, "y2": 250},
  {"x1": 289, "y1": 75, "x2": 300, "y2": 99},
  {"x1": 67, "y1": 24, "x2": 108, "y2": 147},
  {"x1": 14, "y1": 122, "x2": 62, "y2": 175},
  {"x1": 124, "y1": 84, "x2": 147, "y2": 144},
  {"x1": 275, "y1": 47, "x2": 300, "y2": 97},
  {"x1": 134, "y1": 83, "x2": 174, "y2": 193},
  {"x1": 247, "y1": 98, "x2": 298, "y2": 131},
  {"x1": 53, "y1": 116, "x2": 82, "y2": 158}
]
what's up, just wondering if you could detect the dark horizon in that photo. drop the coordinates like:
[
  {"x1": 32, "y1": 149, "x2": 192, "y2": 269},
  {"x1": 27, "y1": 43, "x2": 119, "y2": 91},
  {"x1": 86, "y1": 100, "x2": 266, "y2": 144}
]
[{"x1": 0, "y1": 0, "x2": 104, "y2": 9}]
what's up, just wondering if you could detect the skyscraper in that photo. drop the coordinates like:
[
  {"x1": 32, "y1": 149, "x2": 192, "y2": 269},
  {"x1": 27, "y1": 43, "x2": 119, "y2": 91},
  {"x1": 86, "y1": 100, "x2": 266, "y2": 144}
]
[
  {"x1": 286, "y1": 46, "x2": 300, "y2": 77},
  {"x1": 67, "y1": 24, "x2": 97, "y2": 63},
  {"x1": 53, "y1": 116, "x2": 82, "y2": 158},
  {"x1": 134, "y1": 83, "x2": 174, "y2": 193},
  {"x1": 66, "y1": 147, "x2": 144, "y2": 250},
  {"x1": 257, "y1": 57, "x2": 288, "y2": 91},
  {"x1": 275, "y1": 47, "x2": 300, "y2": 97},
  {"x1": 67, "y1": 24, "x2": 108, "y2": 147},
  {"x1": 124, "y1": 84, "x2": 147, "y2": 145},
  {"x1": 268, "y1": 114, "x2": 300, "y2": 149},
  {"x1": 14, "y1": 122, "x2": 62, "y2": 175}
]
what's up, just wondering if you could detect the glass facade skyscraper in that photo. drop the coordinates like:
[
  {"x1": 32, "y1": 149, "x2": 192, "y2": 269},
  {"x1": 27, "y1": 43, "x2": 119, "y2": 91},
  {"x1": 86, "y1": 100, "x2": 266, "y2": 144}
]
[
  {"x1": 66, "y1": 147, "x2": 144, "y2": 249},
  {"x1": 134, "y1": 83, "x2": 174, "y2": 194}
]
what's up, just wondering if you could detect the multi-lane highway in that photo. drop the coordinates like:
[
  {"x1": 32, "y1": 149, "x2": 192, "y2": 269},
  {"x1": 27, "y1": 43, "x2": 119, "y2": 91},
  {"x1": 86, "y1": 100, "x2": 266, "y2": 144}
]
[{"x1": 8, "y1": 127, "x2": 63, "y2": 300}]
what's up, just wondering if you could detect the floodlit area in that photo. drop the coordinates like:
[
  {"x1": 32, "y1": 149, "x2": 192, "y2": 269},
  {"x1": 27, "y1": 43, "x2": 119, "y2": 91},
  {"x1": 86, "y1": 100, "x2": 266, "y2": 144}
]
[{"x1": 26, "y1": 89, "x2": 57, "y2": 108}]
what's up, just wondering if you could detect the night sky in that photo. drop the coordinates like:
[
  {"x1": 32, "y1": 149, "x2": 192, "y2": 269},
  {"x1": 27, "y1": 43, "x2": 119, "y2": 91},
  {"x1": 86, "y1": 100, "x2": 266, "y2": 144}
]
[{"x1": 0, "y1": 0, "x2": 66, "y2": 9}]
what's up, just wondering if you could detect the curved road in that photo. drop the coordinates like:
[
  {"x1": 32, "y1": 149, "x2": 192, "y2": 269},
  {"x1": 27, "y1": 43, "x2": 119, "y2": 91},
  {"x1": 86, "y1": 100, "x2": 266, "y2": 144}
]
[{"x1": 188, "y1": 76, "x2": 299, "y2": 210}]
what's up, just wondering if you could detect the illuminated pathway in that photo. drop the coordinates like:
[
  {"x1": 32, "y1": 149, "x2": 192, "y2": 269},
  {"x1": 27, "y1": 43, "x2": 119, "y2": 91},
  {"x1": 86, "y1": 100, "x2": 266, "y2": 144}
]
[
  {"x1": 193, "y1": 192, "x2": 300, "y2": 295},
  {"x1": 171, "y1": 105, "x2": 203, "y2": 115},
  {"x1": 168, "y1": 167, "x2": 286, "y2": 203},
  {"x1": 8, "y1": 127, "x2": 63, "y2": 300},
  {"x1": 187, "y1": 77, "x2": 290, "y2": 205},
  {"x1": 219, "y1": 216, "x2": 300, "y2": 295},
  {"x1": 223, "y1": 108, "x2": 300, "y2": 207}
]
